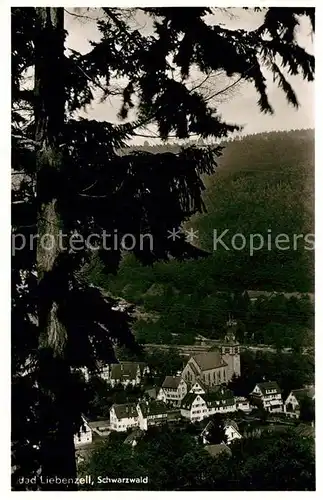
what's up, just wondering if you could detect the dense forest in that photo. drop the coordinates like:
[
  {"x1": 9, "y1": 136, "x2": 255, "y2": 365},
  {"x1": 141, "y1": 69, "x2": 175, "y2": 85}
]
[
  {"x1": 88, "y1": 129, "x2": 314, "y2": 346},
  {"x1": 81, "y1": 424, "x2": 315, "y2": 491}
]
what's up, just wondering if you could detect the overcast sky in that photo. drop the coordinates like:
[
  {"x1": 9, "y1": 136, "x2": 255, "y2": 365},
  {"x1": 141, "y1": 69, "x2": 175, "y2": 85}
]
[{"x1": 64, "y1": 8, "x2": 314, "y2": 143}]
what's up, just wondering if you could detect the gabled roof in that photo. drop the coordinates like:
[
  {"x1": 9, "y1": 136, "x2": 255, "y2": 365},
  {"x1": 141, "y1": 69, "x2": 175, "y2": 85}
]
[
  {"x1": 145, "y1": 387, "x2": 158, "y2": 399},
  {"x1": 190, "y1": 379, "x2": 208, "y2": 393},
  {"x1": 110, "y1": 362, "x2": 144, "y2": 381},
  {"x1": 205, "y1": 444, "x2": 232, "y2": 458},
  {"x1": 224, "y1": 419, "x2": 240, "y2": 432},
  {"x1": 256, "y1": 381, "x2": 281, "y2": 394},
  {"x1": 202, "y1": 418, "x2": 240, "y2": 437},
  {"x1": 162, "y1": 375, "x2": 183, "y2": 389},
  {"x1": 181, "y1": 392, "x2": 202, "y2": 409},
  {"x1": 205, "y1": 387, "x2": 235, "y2": 404},
  {"x1": 88, "y1": 419, "x2": 110, "y2": 430},
  {"x1": 138, "y1": 400, "x2": 168, "y2": 417},
  {"x1": 292, "y1": 387, "x2": 315, "y2": 401},
  {"x1": 112, "y1": 403, "x2": 138, "y2": 420},
  {"x1": 192, "y1": 351, "x2": 227, "y2": 371},
  {"x1": 188, "y1": 361, "x2": 200, "y2": 376}
]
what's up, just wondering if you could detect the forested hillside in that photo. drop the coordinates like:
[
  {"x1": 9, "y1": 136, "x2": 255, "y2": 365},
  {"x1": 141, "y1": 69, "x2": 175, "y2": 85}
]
[{"x1": 89, "y1": 129, "x2": 314, "y2": 345}]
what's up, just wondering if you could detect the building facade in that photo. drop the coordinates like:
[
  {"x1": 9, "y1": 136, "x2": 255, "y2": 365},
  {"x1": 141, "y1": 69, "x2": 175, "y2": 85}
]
[
  {"x1": 180, "y1": 385, "x2": 236, "y2": 422},
  {"x1": 157, "y1": 376, "x2": 187, "y2": 407},
  {"x1": 284, "y1": 386, "x2": 315, "y2": 418},
  {"x1": 250, "y1": 382, "x2": 283, "y2": 413},
  {"x1": 137, "y1": 401, "x2": 169, "y2": 430},
  {"x1": 110, "y1": 403, "x2": 139, "y2": 432},
  {"x1": 74, "y1": 416, "x2": 93, "y2": 447}
]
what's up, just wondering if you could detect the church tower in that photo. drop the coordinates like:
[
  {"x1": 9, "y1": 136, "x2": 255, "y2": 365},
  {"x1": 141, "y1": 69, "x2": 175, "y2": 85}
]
[{"x1": 220, "y1": 315, "x2": 241, "y2": 381}]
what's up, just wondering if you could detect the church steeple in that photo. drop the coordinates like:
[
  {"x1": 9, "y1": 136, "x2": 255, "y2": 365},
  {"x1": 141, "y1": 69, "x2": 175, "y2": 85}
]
[
  {"x1": 220, "y1": 315, "x2": 241, "y2": 381},
  {"x1": 224, "y1": 314, "x2": 238, "y2": 344}
]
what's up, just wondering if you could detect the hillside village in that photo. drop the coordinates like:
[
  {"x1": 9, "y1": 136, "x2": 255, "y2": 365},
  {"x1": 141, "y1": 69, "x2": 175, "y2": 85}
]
[{"x1": 74, "y1": 318, "x2": 315, "y2": 459}]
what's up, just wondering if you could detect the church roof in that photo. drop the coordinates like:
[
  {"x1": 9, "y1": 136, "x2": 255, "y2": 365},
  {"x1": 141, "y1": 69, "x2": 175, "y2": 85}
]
[{"x1": 192, "y1": 351, "x2": 227, "y2": 371}]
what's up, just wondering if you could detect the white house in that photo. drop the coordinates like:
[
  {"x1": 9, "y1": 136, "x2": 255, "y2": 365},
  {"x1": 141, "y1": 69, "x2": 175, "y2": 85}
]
[
  {"x1": 235, "y1": 396, "x2": 251, "y2": 412},
  {"x1": 109, "y1": 403, "x2": 139, "y2": 432},
  {"x1": 74, "y1": 416, "x2": 93, "y2": 447},
  {"x1": 224, "y1": 420, "x2": 242, "y2": 444},
  {"x1": 190, "y1": 380, "x2": 208, "y2": 394},
  {"x1": 157, "y1": 376, "x2": 187, "y2": 407},
  {"x1": 284, "y1": 386, "x2": 315, "y2": 418},
  {"x1": 201, "y1": 418, "x2": 242, "y2": 445},
  {"x1": 180, "y1": 386, "x2": 236, "y2": 422},
  {"x1": 137, "y1": 401, "x2": 169, "y2": 430},
  {"x1": 250, "y1": 381, "x2": 283, "y2": 413},
  {"x1": 181, "y1": 392, "x2": 208, "y2": 422}
]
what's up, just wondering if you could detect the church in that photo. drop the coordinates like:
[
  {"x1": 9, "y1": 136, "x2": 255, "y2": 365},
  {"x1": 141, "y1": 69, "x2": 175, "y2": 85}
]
[{"x1": 181, "y1": 318, "x2": 241, "y2": 387}]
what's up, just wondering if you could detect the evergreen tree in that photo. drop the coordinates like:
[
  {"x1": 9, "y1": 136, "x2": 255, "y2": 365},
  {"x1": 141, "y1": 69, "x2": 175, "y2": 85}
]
[{"x1": 11, "y1": 7, "x2": 314, "y2": 490}]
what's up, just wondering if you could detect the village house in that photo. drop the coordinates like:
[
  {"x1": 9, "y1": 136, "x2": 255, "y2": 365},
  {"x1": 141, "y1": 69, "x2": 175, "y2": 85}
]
[
  {"x1": 107, "y1": 362, "x2": 149, "y2": 387},
  {"x1": 80, "y1": 361, "x2": 149, "y2": 386},
  {"x1": 201, "y1": 418, "x2": 242, "y2": 445},
  {"x1": 250, "y1": 381, "x2": 283, "y2": 413},
  {"x1": 284, "y1": 386, "x2": 315, "y2": 418},
  {"x1": 74, "y1": 416, "x2": 93, "y2": 447},
  {"x1": 137, "y1": 400, "x2": 169, "y2": 430},
  {"x1": 110, "y1": 403, "x2": 139, "y2": 432},
  {"x1": 157, "y1": 376, "x2": 187, "y2": 407},
  {"x1": 180, "y1": 385, "x2": 236, "y2": 422},
  {"x1": 235, "y1": 396, "x2": 251, "y2": 412},
  {"x1": 182, "y1": 320, "x2": 241, "y2": 386},
  {"x1": 87, "y1": 419, "x2": 110, "y2": 437}
]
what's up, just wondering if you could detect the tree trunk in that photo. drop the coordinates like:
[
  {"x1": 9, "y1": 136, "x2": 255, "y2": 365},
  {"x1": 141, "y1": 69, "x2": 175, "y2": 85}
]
[{"x1": 34, "y1": 7, "x2": 77, "y2": 489}]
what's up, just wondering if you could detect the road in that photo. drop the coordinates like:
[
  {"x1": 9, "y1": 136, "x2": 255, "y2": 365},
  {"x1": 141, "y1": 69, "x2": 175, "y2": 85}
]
[{"x1": 143, "y1": 343, "x2": 313, "y2": 357}]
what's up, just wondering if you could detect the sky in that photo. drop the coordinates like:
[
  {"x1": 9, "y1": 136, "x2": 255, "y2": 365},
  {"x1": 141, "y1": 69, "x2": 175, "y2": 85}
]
[{"x1": 64, "y1": 8, "x2": 314, "y2": 143}]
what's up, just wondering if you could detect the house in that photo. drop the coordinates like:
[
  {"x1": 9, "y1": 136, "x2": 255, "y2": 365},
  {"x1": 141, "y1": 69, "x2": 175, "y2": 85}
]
[
  {"x1": 144, "y1": 386, "x2": 159, "y2": 400},
  {"x1": 137, "y1": 401, "x2": 169, "y2": 430},
  {"x1": 182, "y1": 320, "x2": 241, "y2": 386},
  {"x1": 157, "y1": 376, "x2": 187, "y2": 407},
  {"x1": 88, "y1": 419, "x2": 110, "y2": 437},
  {"x1": 180, "y1": 386, "x2": 236, "y2": 422},
  {"x1": 201, "y1": 418, "x2": 242, "y2": 445},
  {"x1": 284, "y1": 386, "x2": 315, "y2": 418},
  {"x1": 235, "y1": 396, "x2": 251, "y2": 412},
  {"x1": 74, "y1": 416, "x2": 93, "y2": 447},
  {"x1": 108, "y1": 362, "x2": 149, "y2": 387},
  {"x1": 190, "y1": 380, "x2": 208, "y2": 394},
  {"x1": 181, "y1": 392, "x2": 208, "y2": 422},
  {"x1": 204, "y1": 443, "x2": 232, "y2": 458},
  {"x1": 206, "y1": 387, "x2": 236, "y2": 416},
  {"x1": 110, "y1": 403, "x2": 139, "y2": 432},
  {"x1": 223, "y1": 419, "x2": 242, "y2": 444},
  {"x1": 250, "y1": 381, "x2": 283, "y2": 413},
  {"x1": 79, "y1": 361, "x2": 149, "y2": 386}
]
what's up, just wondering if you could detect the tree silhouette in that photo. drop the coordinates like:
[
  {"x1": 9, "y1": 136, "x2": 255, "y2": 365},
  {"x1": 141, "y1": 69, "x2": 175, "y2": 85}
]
[{"x1": 11, "y1": 6, "x2": 315, "y2": 490}]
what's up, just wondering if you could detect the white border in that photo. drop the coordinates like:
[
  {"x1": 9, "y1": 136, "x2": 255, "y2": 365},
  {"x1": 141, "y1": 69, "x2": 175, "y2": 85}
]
[{"x1": 2, "y1": 1, "x2": 320, "y2": 498}]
